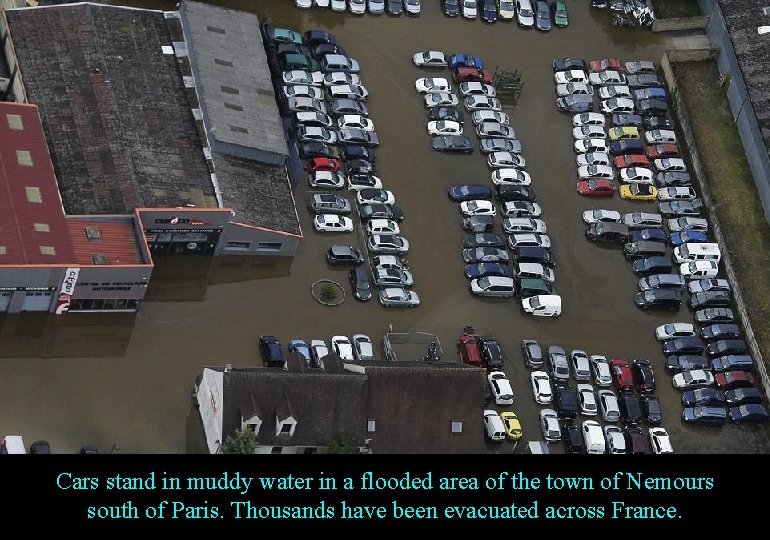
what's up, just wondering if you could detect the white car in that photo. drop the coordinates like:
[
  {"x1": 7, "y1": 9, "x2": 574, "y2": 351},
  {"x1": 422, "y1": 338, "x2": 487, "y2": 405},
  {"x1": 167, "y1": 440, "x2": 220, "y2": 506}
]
[
  {"x1": 310, "y1": 339, "x2": 329, "y2": 369},
  {"x1": 649, "y1": 427, "x2": 674, "y2": 454},
  {"x1": 598, "y1": 389, "x2": 621, "y2": 422},
  {"x1": 477, "y1": 122, "x2": 516, "y2": 139},
  {"x1": 323, "y1": 72, "x2": 361, "y2": 88},
  {"x1": 488, "y1": 151, "x2": 525, "y2": 169},
  {"x1": 459, "y1": 82, "x2": 496, "y2": 97},
  {"x1": 498, "y1": 0, "x2": 515, "y2": 19},
  {"x1": 598, "y1": 85, "x2": 632, "y2": 100},
  {"x1": 516, "y1": 262, "x2": 555, "y2": 283},
  {"x1": 645, "y1": 129, "x2": 677, "y2": 144},
  {"x1": 427, "y1": 120, "x2": 463, "y2": 136},
  {"x1": 313, "y1": 214, "x2": 354, "y2": 233},
  {"x1": 315, "y1": 0, "x2": 331, "y2": 7},
  {"x1": 603, "y1": 425, "x2": 627, "y2": 454},
  {"x1": 501, "y1": 201, "x2": 541, "y2": 218},
  {"x1": 582, "y1": 420, "x2": 605, "y2": 454},
  {"x1": 600, "y1": 97, "x2": 635, "y2": 114},
  {"x1": 539, "y1": 408, "x2": 561, "y2": 442},
  {"x1": 672, "y1": 369, "x2": 715, "y2": 390},
  {"x1": 296, "y1": 0, "x2": 313, "y2": 8},
  {"x1": 461, "y1": 0, "x2": 478, "y2": 18},
  {"x1": 295, "y1": 110, "x2": 333, "y2": 128},
  {"x1": 680, "y1": 260, "x2": 719, "y2": 279},
  {"x1": 464, "y1": 95, "x2": 502, "y2": 111},
  {"x1": 331, "y1": 0, "x2": 348, "y2": 11},
  {"x1": 571, "y1": 350, "x2": 591, "y2": 381},
  {"x1": 470, "y1": 276, "x2": 515, "y2": 297},
  {"x1": 488, "y1": 371, "x2": 514, "y2": 405},
  {"x1": 283, "y1": 70, "x2": 324, "y2": 86},
  {"x1": 516, "y1": 0, "x2": 535, "y2": 26},
  {"x1": 503, "y1": 217, "x2": 547, "y2": 234},
  {"x1": 572, "y1": 112, "x2": 605, "y2": 126},
  {"x1": 622, "y1": 211, "x2": 663, "y2": 228},
  {"x1": 328, "y1": 83, "x2": 368, "y2": 101},
  {"x1": 366, "y1": 218, "x2": 400, "y2": 235},
  {"x1": 619, "y1": 167, "x2": 654, "y2": 184},
  {"x1": 556, "y1": 82, "x2": 594, "y2": 97},
  {"x1": 578, "y1": 164, "x2": 614, "y2": 179},
  {"x1": 508, "y1": 233, "x2": 551, "y2": 249},
  {"x1": 530, "y1": 371, "x2": 553, "y2": 404},
  {"x1": 424, "y1": 92, "x2": 459, "y2": 108},
  {"x1": 331, "y1": 335, "x2": 354, "y2": 360},
  {"x1": 577, "y1": 384, "x2": 598, "y2": 416},
  {"x1": 415, "y1": 77, "x2": 451, "y2": 93},
  {"x1": 367, "y1": 0, "x2": 385, "y2": 13},
  {"x1": 654, "y1": 158, "x2": 687, "y2": 172},
  {"x1": 574, "y1": 138, "x2": 608, "y2": 154},
  {"x1": 284, "y1": 84, "x2": 324, "y2": 101},
  {"x1": 403, "y1": 0, "x2": 421, "y2": 15},
  {"x1": 655, "y1": 322, "x2": 696, "y2": 341},
  {"x1": 309, "y1": 171, "x2": 346, "y2": 190},
  {"x1": 554, "y1": 70, "x2": 589, "y2": 85},
  {"x1": 338, "y1": 114, "x2": 374, "y2": 131},
  {"x1": 347, "y1": 174, "x2": 383, "y2": 191},
  {"x1": 573, "y1": 125, "x2": 607, "y2": 140},
  {"x1": 589, "y1": 69, "x2": 627, "y2": 86},
  {"x1": 412, "y1": 50, "x2": 448, "y2": 68},
  {"x1": 460, "y1": 200, "x2": 496, "y2": 217},
  {"x1": 590, "y1": 355, "x2": 612, "y2": 387},
  {"x1": 472, "y1": 110, "x2": 509, "y2": 126},
  {"x1": 352, "y1": 334, "x2": 375, "y2": 362},
  {"x1": 576, "y1": 152, "x2": 611, "y2": 167},
  {"x1": 658, "y1": 187, "x2": 697, "y2": 201},
  {"x1": 357, "y1": 189, "x2": 396, "y2": 205},
  {"x1": 667, "y1": 217, "x2": 709, "y2": 232},
  {"x1": 492, "y1": 168, "x2": 532, "y2": 186},
  {"x1": 582, "y1": 209, "x2": 621, "y2": 225},
  {"x1": 349, "y1": 0, "x2": 367, "y2": 14}
]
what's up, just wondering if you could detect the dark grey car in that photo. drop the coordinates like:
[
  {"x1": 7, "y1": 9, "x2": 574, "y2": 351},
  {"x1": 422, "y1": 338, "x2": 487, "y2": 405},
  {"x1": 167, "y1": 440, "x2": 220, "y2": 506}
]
[
  {"x1": 547, "y1": 345, "x2": 570, "y2": 383},
  {"x1": 308, "y1": 193, "x2": 351, "y2": 215}
]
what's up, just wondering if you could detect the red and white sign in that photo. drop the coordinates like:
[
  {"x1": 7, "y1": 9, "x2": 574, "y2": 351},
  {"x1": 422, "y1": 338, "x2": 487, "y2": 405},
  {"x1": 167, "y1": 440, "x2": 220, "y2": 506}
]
[{"x1": 55, "y1": 267, "x2": 80, "y2": 315}]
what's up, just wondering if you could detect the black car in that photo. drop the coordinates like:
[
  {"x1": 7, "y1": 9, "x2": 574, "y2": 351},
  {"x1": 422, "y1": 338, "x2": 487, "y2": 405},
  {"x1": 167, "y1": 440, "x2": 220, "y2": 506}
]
[
  {"x1": 682, "y1": 406, "x2": 727, "y2": 426},
  {"x1": 640, "y1": 394, "x2": 662, "y2": 424},
  {"x1": 552, "y1": 58, "x2": 587, "y2": 72},
  {"x1": 29, "y1": 440, "x2": 52, "y2": 454},
  {"x1": 632, "y1": 359, "x2": 656, "y2": 393},
  {"x1": 495, "y1": 184, "x2": 537, "y2": 202},
  {"x1": 358, "y1": 203, "x2": 404, "y2": 223},
  {"x1": 618, "y1": 391, "x2": 642, "y2": 424},
  {"x1": 706, "y1": 339, "x2": 748, "y2": 358},
  {"x1": 386, "y1": 0, "x2": 403, "y2": 15},
  {"x1": 328, "y1": 98, "x2": 369, "y2": 118},
  {"x1": 563, "y1": 423, "x2": 586, "y2": 454},
  {"x1": 611, "y1": 113, "x2": 643, "y2": 128},
  {"x1": 428, "y1": 105, "x2": 465, "y2": 123},
  {"x1": 480, "y1": 336, "x2": 504, "y2": 371},
  {"x1": 624, "y1": 425, "x2": 649, "y2": 454},
  {"x1": 348, "y1": 267, "x2": 372, "y2": 301},
  {"x1": 462, "y1": 233, "x2": 506, "y2": 249},
  {"x1": 701, "y1": 323, "x2": 741, "y2": 341},
  {"x1": 662, "y1": 337, "x2": 705, "y2": 356},
  {"x1": 682, "y1": 388, "x2": 726, "y2": 407},
  {"x1": 304, "y1": 30, "x2": 336, "y2": 47},
  {"x1": 644, "y1": 115, "x2": 673, "y2": 130},
  {"x1": 724, "y1": 387, "x2": 764, "y2": 406},
  {"x1": 346, "y1": 159, "x2": 376, "y2": 177},
  {"x1": 632, "y1": 256, "x2": 673, "y2": 276},
  {"x1": 689, "y1": 290, "x2": 731, "y2": 311},
  {"x1": 441, "y1": 0, "x2": 460, "y2": 16},
  {"x1": 462, "y1": 215, "x2": 495, "y2": 233},
  {"x1": 314, "y1": 43, "x2": 346, "y2": 58},
  {"x1": 665, "y1": 354, "x2": 709, "y2": 373},
  {"x1": 637, "y1": 98, "x2": 669, "y2": 115},
  {"x1": 299, "y1": 141, "x2": 336, "y2": 159},
  {"x1": 634, "y1": 288, "x2": 682, "y2": 310},
  {"x1": 341, "y1": 144, "x2": 375, "y2": 162},
  {"x1": 521, "y1": 339, "x2": 544, "y2": 368},
  {"x1": 554, "y1": 384, "x2": 579, "y2": 420},
  {"x1": 259, "y1": 335, "x2": 285, "y2": 368},
  {"x1": 326, "y1": 245, "x2": 364, "y2": 266},
  {"x1": 513, "y1": 246, "x2": 555, "y2": 267},
  {"x1": 610, "y1": 139, "x2": 645, "y2": 155},
  {"x1": 480, "y1": 0, "x2": 498, "y2": 23},
  {"x1": 432, "y1": 135, "x2": 474, "y2": 154}
]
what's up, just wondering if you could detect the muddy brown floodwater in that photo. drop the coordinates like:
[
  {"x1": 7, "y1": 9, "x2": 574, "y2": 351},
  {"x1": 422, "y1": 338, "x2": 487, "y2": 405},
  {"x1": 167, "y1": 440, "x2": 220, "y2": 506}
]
[{"x1": 0, "y1": 0, "x2": 767, "y2": 454}]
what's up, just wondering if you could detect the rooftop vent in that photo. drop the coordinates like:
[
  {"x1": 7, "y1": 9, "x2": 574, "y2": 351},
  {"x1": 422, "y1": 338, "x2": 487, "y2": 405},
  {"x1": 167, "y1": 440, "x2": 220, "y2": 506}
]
[
  {"x1": 85, "y1": 226, "x2": 102, "y2": 240},
  {"x1": 759, "y1": 26, "x2": 770, "y2": 34},
  {"x1": 92, "y1": 254, "x2": 108, "y2": 265}
]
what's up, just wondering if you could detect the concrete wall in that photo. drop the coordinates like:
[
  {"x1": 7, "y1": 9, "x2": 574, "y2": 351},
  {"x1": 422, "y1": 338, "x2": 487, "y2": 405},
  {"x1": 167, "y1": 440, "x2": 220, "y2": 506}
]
[
  {"x1": 219, "y1": 222, "x2": 300, "y2": 257},
  {"x1": 652, "y1": 16, "x2": 709, "y2": 32},
  {"x1": 661, "y1": 50, "x2": 770, "y2": 404}
]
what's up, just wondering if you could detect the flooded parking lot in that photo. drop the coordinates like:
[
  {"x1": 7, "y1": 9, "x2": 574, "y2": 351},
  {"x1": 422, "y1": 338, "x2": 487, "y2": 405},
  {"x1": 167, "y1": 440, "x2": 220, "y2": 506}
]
[{"x1": 0, "y1": 0, "x2": 767, "y2": 453}]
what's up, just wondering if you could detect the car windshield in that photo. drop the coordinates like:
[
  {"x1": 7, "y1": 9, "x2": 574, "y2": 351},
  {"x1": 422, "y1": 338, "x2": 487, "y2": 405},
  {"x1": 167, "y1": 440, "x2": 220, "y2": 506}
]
[{"x1": 520, "y1": 8, "x2": 533, "y2": 16}]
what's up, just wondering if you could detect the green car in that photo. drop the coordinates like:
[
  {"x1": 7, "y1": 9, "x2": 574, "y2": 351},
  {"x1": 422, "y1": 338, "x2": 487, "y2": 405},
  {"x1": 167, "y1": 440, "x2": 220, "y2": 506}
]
[
  {"x1": 271, "y1": 27, "x2": 302, "y2": 45},
  {"x1": 553, "y1": 0, "x2": 569, "y2": 27}
]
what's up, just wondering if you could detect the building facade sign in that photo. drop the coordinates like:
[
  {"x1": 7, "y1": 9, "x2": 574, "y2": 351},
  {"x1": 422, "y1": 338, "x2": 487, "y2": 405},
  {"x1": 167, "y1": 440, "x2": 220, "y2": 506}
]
[{"x1": 56, "y1": 267, "x2": 80, "y2": 315}]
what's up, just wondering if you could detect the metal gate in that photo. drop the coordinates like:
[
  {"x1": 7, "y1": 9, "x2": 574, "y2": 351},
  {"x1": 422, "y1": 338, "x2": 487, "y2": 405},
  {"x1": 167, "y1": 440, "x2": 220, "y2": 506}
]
[
  {"x1": 0, "y1": 292, "x2": 11, "y2": 313},
  {"x1": 20, "y1": 292, "x2": 53, "y2": 312}
]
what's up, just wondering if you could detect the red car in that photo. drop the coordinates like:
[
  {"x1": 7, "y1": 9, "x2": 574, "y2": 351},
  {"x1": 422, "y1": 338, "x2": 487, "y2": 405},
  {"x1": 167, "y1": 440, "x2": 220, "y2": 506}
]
[
  {"x1": 306, "y1": 157, "x2": 341, "y2": 173},
  {"x1": 611, "y1": 357, "x2": 634, "y2": 392},
  {"x1": 577, "y1": 178, "x2": 617, "y2": 197},
  {"x1": 646, "y1": 143, "x2": 680, "y2": 159},
  {"x1": 613, "y1": 154, "x2": 650, "y2": 169},
  {"x1": 457, "y1": 329, "x2": 483, "y2": 367},
  {"x1": 452, "y1": 66, "x2": 493, "y2": 84},
  {"x1": 715, "y1": 370, "x2": 755, "y2": 390},
  {"x1": 589, "y1": 58, "x2": 623, "y2": 73}
]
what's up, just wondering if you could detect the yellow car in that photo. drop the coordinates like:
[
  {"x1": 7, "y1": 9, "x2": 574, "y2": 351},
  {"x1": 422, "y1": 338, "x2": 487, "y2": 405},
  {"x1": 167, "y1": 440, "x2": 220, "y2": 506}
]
[
  {"x1": 500, "y1": 411, "x2": 523, "y2": 440},
  {"x1": 608, "y1": 126, "x2": 640, "y2": 141},
  {"x1": 620, "y1": 183, "x2": 658, "y2": 201}
]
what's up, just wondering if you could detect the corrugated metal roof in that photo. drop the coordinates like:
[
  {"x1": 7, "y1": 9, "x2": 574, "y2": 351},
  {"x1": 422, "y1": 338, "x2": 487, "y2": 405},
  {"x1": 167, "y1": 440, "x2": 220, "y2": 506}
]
[
  {"x1": 0, "y1": 102, "x2": 74, "y2": 265},
  {"x1": 65, "y1": 217, "x2": 147, "y2": 266}
]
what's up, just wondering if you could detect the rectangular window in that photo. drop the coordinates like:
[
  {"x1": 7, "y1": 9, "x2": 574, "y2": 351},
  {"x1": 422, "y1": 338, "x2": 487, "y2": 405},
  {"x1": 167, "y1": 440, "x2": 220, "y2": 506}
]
[
  {"x1": 33, "y1": 223, "x2": 50, "y2": 233},
  {"x1": 25, "y1": 187, "x2": 42, "y2": 203},
  {"x1": 451, "y1": 421, "x2": 464, "y2": 434},
  {"x1": 367, "y1": 419, "x2": 376, "y2": 433},
  {"x1": 224, "y1": 102, "x2": 244, "y2": 111},
  {"x1": 270, "y1": 447, "x2": 282, "y2": 454},
  {"x1": 0, "y1": 246, "x2": 6, "y2": 255},
  {"x1": 280, "y1": 423, "x2": 292, "y2": 434},
  {"x1": 92, "y1": 254, "x2": 108, "y2": 265},
  {"x1": 39, "y1": 246, "x2": 56, "y2": 256},
  {"x1": 225, "y1": 241, "x2": 250, "y2": 251},
  {"x1": 16, "y1": 150, "x2": 33, "y2": 167},
  {"x1": 229, "y1": 125, "x2": 249, "y2": 134},
  {"x1": 214, "y1": 58, "x2": 234, "y2": 67},
  {"x1": 6, "y1": 114, "x2": 23, "y2": 130},
  {"x1": 85, "y1": 227, "x2": 102, "y2": 240},
  {"x1": 220, "y1": 86, "x2": 240, "y2": 95},
  {"x1": 257, "y1": 242, "x2": 282, "y2": 251},
  {"x1": 303, "y1": 447, "x2": 317, "y2": 455},
  {"x1": 206, "y1": 26, "x2": 226, "y2": 34}
]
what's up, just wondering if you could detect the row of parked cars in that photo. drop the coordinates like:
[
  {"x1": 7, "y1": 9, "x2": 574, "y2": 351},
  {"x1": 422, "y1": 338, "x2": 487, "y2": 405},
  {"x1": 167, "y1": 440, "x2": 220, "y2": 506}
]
[
  {"x1": 653, "y1": 321, "x2": 768, "y2": 425},
  {"x1": 295, "y1": 0, "x2": 421, "y2": 16},
  {"x1": 441, "y1": 0, "x2": 569, "y2": 29},
  {"x1": 519, "y1": 338, "x2": 672, "y2": 453},
  {"x1": 259, "y1": 334, "x2": 377, "y2": 368}
]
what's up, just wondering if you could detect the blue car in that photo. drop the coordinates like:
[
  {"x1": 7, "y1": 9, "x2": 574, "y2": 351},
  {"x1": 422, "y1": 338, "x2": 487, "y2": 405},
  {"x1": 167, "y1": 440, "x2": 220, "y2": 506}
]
[
  {"x1": 682, "y1": 406, "x2": 727, "y2": 426},
  {"x1": 480, "y1": 0, "x2": 497, "y2": 22},
  {"x1": 610, "y1": 139, "x2": 644, "y2": 155},
  {"x1": 662, "y1": 336, "x2": 705, "y2": 356},
  {"x1": 629, "y1": 228, "x2": 668, "y2": 244},
  {"x1": 724, "y1": 387, "x2": 764, "y2": 406},
  {"x1": 681, "y1": 388, "x2": 725, "y2": 407},
  {"x1": 669, "y1": 230, "x2": 708, "y2": 246},
  {"x1": 447, "y1": 53, "x2": 483, "y2": 70},
  {"x1": 634, "y1": 87, "x2": 668, "y2": 103},
  {"x1": 464, "y1": 262, "x2": 510, "y2": 279},
  {"x1": 288, "y1": 339, "x2": 312, "y2": 367},
  {"x1": 729, "y1": 404, "x2": 769, "y2": 423},
  {"x1": 448, "y1": 184, "x2": 493, "y2": 201}
]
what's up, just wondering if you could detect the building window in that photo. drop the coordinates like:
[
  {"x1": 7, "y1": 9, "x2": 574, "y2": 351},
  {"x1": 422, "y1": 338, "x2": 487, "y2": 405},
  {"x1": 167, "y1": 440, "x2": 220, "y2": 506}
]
[
  {"x1": 224, "y1": 102, "x2": 244, "y2": 111},
  {"x1": 229, "y1": 125, "x2": 249, "y2": 134},
  {"x1": 6, "y1": 114, "x2": 23, "y2": 130},
  {"x1": 206, "y1": 25, "x2": 226, "y2": 34},
  {"x1": 279, "y1": 423, "x2": 292, "y2": 434},
  {"x1": 451, "y1": 421, "x2": 464, "y2": 434},
  {"x1": 25, "y1": 187, "x2": 42, "y2": 203},
  {"x1": 85, "y1": 227, "x2": 102, "y2": 240},
  {"x1": 16, "y1": 150, "x2": 33, "y2": 167},
  {"x1": 214, "y1": 58, "x2": 233, "y2": 67},
  {"x1": 225, "y1": 241, "x2": 250, "y2": 251},
  {"x1": 367, "y1": 419, "x2": 376, "y2": 433},
  {"x1": 257, "y1": 242, "x2": 282, "y2": 251},
  {"x1": 0, "y1": 246, "x2": 6, "y2": 255},
  {"x1": 220, "y1": 86, "x2": 240, "y2": 95},
  {"x1": 92, "y1": 254, "x2": 108, "y2": 265},
  {"x1": 39, "y1": 246, "x2": 56, "y2": 256},
  {"x1": 303, "y1": 447, "x2": 317, "y2": 455},
  {"x1": 270, "y1": 447, "x2": 282, "y2": 454},
  {"x1": 33, "y1": 223, "x2": 50, "y2": 233}
]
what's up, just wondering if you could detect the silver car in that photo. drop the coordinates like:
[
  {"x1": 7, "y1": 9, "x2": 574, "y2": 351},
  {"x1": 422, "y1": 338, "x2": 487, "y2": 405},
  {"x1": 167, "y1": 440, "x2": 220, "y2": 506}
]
[
  {"x1": 590, "y1": 355, "x2": 613, "y2": 387},
  {"x1": 598, "y1": 389, "x2": 621, "y2": 423},
  {"x1": 378, "y1": 287, "x2": 420, "y2": 307}
]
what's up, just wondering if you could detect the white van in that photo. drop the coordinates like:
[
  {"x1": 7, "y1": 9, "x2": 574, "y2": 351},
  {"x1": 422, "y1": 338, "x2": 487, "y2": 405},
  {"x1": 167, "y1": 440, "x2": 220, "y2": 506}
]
[
  {"x1": 1, "y1": 435, "x2": 26, "y2": 454},
  {"x1": 673, "y1": 243, "x2": 721, "y2": 264},
  {"x1": 680, "y1": 260, "x2": 719, "y2": 279},
  {"x1": 483, "y1": 410, "x2": 506, "y2": 442},
  {"x1": 522, "y1": 294, "x2": 561, "y2": 317},
  {"x1": 516, "y1": 0, "x2": 535, "y2": 27}
]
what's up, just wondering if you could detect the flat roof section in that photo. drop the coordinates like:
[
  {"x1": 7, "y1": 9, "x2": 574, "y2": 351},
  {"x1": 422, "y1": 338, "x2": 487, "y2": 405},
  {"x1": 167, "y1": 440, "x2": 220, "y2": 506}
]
[
  {"x1": 65, "y1": 217, "x2": 148, "y2": 266},
  {"x1": 0, "y1": 102, "x2": 74, "y2": 265},
  {"x1": 6, "y1": 3, "x2": 217, "y2": 215},
  {"x1": 180, "y1": 0, "x2": 289, "y2": 164}
]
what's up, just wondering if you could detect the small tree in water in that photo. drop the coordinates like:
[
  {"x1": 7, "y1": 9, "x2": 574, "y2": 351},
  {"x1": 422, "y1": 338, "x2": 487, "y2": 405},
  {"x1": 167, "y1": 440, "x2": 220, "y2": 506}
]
[
  {"x1": 319, "y1": 283, "x2": 338, "y2": 303},
  {"x1": 221, "y1": 428, "x2": 257, "y2": 454},
  {"x1": 328, "y1": 436, "x2": 359, "y2": 454}
]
